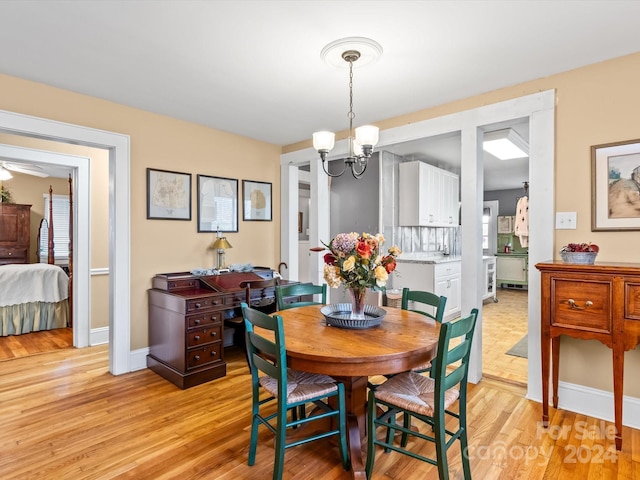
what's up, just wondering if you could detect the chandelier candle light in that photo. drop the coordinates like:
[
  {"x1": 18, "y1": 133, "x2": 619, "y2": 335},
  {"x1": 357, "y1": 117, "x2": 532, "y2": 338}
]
[
  {"x1": 322, "y1": 232, "x2": 401, "y2": 319},
  {"x1": 313, "y1": 37, "x2": 382, "y2": 178}
]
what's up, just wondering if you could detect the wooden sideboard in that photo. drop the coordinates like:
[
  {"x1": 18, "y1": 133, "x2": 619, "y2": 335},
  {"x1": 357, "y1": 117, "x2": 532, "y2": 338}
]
[
  {"x1": 147, "y1": 269, "x2": 298, "y2": 389},
  {"x1": 0, "y1": 203, "x2": 31, "y2": 265},
  {"x1": 536, "y1": 261, "x2": 640, "y2": 450}
]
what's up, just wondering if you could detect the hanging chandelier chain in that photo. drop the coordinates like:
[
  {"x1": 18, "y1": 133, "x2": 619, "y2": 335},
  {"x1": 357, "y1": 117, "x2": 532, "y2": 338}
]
[{"x1": 348, "y1": 57, "x2": 354, "y2": 137}]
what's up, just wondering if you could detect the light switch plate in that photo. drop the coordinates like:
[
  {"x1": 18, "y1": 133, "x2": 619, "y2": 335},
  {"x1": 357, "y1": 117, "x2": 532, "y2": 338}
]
[{"x1": 556, "y1": 212, "x2": 577, "y2": 229}]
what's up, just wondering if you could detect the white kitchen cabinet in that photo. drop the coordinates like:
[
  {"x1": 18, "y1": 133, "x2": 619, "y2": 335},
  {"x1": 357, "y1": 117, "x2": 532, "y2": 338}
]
[
  {"x1": 399, "y1": 161, "x2": 460, "y2": 227},
  {"x1": 483, "y1": 256, "x2": 497, "y2": 302},
  {"x1": 394, "y1": 260, "x2": 461, "y2": 321},
  {"x1": 496, "y1": 254, "x2": 528, "y2": 287}
]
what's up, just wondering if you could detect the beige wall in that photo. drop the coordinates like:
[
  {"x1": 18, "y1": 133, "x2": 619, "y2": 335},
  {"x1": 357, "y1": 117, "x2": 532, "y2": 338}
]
[
  {"x1": 0, "y1": 73, "x2": 281, "y2": 348},
  {"x1": 1, "y1": 51, "x2": 640, "y2": 396}
]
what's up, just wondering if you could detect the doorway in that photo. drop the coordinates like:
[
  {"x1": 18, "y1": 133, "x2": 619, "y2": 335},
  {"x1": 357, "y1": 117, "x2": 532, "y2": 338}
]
[{"x1": 0, "y1": 109, "x2": 131, "y2": 375}]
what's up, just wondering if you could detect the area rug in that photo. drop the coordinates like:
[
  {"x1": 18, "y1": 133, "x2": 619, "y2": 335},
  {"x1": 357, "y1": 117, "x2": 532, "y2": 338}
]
[{"x1": 506, "y1": 334, "x2": 528, "y2": 358}]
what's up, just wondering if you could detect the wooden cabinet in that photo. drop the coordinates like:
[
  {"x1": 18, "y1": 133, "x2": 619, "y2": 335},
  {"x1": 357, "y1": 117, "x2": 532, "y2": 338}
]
[
  {"x1": 497, "y1": 254, "x2": 528, "y2": 287},
  {"x1": 394, "y1": 260, "x2": 461, "y2": 321},
  {"x1": 398, "y1": 161, "x2": 459, "y2": 227},
  {"x1": 0, "y1": 203, "x2": 31, "y2": 265},
  {"x1": 536, "y1": 261, "x2": 640, "y2": 451}
]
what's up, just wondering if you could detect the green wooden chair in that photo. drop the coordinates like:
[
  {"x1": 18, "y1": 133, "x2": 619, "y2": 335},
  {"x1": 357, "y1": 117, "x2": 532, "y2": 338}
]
[
  {"x1": 366, "y1": 308, "x2": 478, "y2": 480},
  {"x1": 241, "y1": 303, "x2": 350, "y2": 480},
  {"x1": 401, "y1": 288, "x2": 447, "y2": 374},
  {"x1": 275, "y1": 282, "x2": 327, "y2": 310}
]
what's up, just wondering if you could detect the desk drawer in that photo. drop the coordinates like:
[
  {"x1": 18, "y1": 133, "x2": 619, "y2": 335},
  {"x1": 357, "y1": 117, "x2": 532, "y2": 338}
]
[
  {"x1": 186, "y1": 296, "x2": 226, "y2": 312},
  {"x1": 187, "y1": 342, "x2": 222, "y2": 369},
  {"x1": 551, "y1": 278, "x2": 612, "y2": 333},
  {"x1": 188, "y1": 325, "x2": 222, "y2": 347},
  {"x1": 187, "y1": 312, "x2": 222, "y2": 328}
]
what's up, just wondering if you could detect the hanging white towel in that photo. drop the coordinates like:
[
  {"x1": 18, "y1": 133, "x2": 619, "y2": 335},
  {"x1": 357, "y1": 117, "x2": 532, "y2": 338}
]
[{"x1": 514, "y1": 195, "x2": 529, "y2": 247}]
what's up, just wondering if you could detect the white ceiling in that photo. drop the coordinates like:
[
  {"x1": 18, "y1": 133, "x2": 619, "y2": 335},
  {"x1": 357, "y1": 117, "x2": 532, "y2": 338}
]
[{"x1": 1, "y1": 0, "x2": 639, "y2": 188}]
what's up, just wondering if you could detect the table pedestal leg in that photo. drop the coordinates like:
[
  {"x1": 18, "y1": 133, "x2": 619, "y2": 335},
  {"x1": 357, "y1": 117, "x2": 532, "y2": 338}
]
[{"x1": 335, "y1": 375, "x2": 368, "y2": 480}]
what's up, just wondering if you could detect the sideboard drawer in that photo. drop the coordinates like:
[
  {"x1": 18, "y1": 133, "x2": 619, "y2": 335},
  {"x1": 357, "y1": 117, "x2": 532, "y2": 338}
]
[
  {"x1": 551, "y1": 278, "x2": 612, "y2": 333},
  {"x1": 187, "y1": 343, "x2": 222, "y2": 369},
  {"x1": 624, "y1": 281, "x2": 640, "y2": 320},
  {"x1": 187, "y1": 325, "x2": 222, "y2": 347},
  {"x1": 0, "y1": 246, "x2": 27, "y2": 264}
]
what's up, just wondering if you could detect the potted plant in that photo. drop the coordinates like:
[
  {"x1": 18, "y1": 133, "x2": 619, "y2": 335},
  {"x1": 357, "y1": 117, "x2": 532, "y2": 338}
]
[{"x1": 0, "y1": 185, "x2": 14, "y2": 203}]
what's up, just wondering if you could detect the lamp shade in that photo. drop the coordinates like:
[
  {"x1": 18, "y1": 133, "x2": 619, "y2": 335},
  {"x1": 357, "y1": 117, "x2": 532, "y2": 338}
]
[
  {"x1": 212, "y1": 237, "x2": 232, "y2": 249},
  {"x1": 313, "y1": 131, "x2": 335, "y2": 152},
  {"x1": 355, "y1": 125, "x2": 379, "y2": 147},
  {"x1": 0, "y1": 166, "x2": 13, "y2": 181}
]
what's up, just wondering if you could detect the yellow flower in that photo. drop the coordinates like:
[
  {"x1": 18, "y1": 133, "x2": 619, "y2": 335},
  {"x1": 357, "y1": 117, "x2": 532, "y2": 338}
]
[
  {"x1": 374, "y1": 265, "x2": 388, "y2": 287},
  {"x1": 343, "y1": 255, "x2": 356, "y2": 272},
  {"x1": 388, "y1": 246, "x2": 402, "y2": 256}
]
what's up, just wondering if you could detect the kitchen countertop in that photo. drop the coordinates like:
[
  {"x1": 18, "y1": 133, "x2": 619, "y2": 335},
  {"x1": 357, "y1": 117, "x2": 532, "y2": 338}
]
[
  {"x1": 495, "y1": 251, "x2": 528, "y2": 256},
  {"x1": 397, "y1": 252, "x2": 497, "y2": 264}
]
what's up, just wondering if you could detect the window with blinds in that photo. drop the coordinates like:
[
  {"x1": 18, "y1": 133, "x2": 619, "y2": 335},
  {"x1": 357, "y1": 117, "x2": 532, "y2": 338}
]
[{"x1": 39, "y1": 193, "x2": 71, "y2": 265}]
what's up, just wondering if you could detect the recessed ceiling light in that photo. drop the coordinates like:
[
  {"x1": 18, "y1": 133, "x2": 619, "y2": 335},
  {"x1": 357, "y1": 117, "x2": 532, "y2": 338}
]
[{"x1": 483, "y1": 128, "x2": 529, "y2": 160}]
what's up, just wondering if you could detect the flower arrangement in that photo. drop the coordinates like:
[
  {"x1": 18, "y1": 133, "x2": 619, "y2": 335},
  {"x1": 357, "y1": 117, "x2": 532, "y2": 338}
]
[
  {"x1": 322, "y1": 232, "x2": 401, "y2": 292},
  {"x1": 560, "y1": 242, "x2": 599, "y2": 264}
]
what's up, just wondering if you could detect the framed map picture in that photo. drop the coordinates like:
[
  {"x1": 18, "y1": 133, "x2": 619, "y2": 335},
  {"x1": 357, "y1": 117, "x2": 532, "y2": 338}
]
[
  {"x1": 197, "y1": 175, "x2": 238, "y2": 232},
  {"x1": 242, "y1": 180, "x2": 272, "y2": 221},
  {"x1": 146, "y1": 168, "x2": 192, "y2": 220}
]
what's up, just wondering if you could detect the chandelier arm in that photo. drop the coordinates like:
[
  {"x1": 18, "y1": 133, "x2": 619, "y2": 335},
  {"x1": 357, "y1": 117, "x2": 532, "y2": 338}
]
[
  {"x1": 322, "y1": 158, "x2": 348, "y2": 178},
  {"x1": 350, "y1": 159, "x2": 368, "y2": 179}
]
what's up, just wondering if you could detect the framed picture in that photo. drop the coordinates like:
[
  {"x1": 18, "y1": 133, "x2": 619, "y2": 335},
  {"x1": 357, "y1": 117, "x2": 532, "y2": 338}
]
[
  {"x1": 592, "y1": 139, "x2": 640, "y2": 231},
  {"x1": 197, "y1": 175, "x2": 238, "y2": 232},
  {"x1": 242, "y1": 180, "x2": 272, "y2": 221},
  {"x1": 146, "y1": 168, "x2": 192, "y2": 220}
]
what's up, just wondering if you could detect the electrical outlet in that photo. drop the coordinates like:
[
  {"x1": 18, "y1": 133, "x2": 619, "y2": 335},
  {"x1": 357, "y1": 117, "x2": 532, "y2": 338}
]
[{"x1": 556, "y1": 212, "x2": 577, "y2": 229}]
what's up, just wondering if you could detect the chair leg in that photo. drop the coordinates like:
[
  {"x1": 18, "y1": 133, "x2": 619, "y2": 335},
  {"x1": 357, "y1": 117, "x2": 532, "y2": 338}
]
[
  {"x1": 434, "y1": 411, "x2": 450, "y2": 480},
  {"x1": 365, "y1": 391, "x2": 376, "y2": 478},
  {"x1": 384, "y1": 410, "x2": 398, "y2": 452},
  {"x1": 273, "y1": 414, "x2": 287, "y2": 480},
  {"x1": 248, "y1": 413, "x2": 259, "y2": 466},
  {"x1": 337, "y1": 385, "x2": 350, "y2": 471},
  {"x1": 400, "y1": 411, "x2": 411, "y2": 447}
]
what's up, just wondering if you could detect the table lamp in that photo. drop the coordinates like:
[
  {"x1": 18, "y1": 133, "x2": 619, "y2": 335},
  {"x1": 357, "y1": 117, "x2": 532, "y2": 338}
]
[{"x1": 211, "y1": 236, "x2": 232, "y2": 270}]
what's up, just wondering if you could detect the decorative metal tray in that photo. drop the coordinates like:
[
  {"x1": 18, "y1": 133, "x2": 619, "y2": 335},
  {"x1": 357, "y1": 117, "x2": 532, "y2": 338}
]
[{"x1": 320, "y1": 303, "x2": 387, "y2": 329}]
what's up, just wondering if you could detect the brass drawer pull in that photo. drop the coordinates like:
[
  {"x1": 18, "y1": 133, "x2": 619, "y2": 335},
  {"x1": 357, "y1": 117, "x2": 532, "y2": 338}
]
[{"x1": 567, "y1": 299, "x2": 593, "y2": 310}]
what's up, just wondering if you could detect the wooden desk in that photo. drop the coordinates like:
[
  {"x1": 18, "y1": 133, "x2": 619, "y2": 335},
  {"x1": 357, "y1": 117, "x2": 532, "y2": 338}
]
[
  {"x1": 536, "y1": 261, "x2": 640, "y2": 450},
  {"x1": 276, "y1": 305, "x2": 440, "y2": 480}
]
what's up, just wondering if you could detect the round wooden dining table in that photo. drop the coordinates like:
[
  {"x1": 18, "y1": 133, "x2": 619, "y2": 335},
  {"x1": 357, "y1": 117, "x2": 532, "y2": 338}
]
[{"x1": 275, "y1": 304, "x2": 440, "y2": 480}]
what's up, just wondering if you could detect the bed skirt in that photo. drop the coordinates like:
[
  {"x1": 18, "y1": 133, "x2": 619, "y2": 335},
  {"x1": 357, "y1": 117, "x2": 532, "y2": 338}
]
[{"x1": 0, "y1": 300, "x2": 69, "y2": 336}]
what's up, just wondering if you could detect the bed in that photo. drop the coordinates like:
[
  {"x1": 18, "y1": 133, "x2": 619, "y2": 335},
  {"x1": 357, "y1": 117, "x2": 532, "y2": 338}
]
[
  {"x1": 0, "y1": 179, "x2": 73, "y2": 336},
  {"x1": 0, "y1": 263, "x2": 69, "y2": 335}
]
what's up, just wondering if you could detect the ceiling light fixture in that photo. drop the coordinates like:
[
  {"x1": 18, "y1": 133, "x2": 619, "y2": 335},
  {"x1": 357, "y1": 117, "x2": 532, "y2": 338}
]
[
  {"x1": 0, "y1": 166, "x2": 13, "y2": 181},
  {"x1": 313, "y1": 38, "x2": 382, "y2": 179},
  {"x1": 483, "y1": 128, "x2": 529, "y2": 160}
]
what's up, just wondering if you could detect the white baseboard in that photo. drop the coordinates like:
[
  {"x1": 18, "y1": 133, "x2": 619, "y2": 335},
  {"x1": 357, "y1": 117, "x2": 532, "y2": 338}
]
[
  {"x1": 535, "y1": 381, "x2": 640, "y2": 430},
  {"x1": 89, "y1": 327, "x2": 109, "y2": 345},
  {"x1": 88, "y1": 327, "x2": 148, "y2": 372},
  {"x1": 129, "y1": 347, "x2": 149, "y2": 372}
]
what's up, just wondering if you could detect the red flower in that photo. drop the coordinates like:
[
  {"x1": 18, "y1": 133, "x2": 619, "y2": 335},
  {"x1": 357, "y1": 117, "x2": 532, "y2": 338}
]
[
  {"x1": 382, "y1": 256, "x2": 397, "y2": 273},
  {"x1": 356, "y1": 240, "x2": 372, "y2": 259},
  {"x1": 323, "y1": 253, "x2": 336, "y2": 265}
]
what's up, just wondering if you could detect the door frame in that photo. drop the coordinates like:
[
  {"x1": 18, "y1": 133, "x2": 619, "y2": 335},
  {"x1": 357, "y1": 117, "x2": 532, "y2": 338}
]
[{"x1": 0, "y1": 109, "x2": 131, "y2": 375}]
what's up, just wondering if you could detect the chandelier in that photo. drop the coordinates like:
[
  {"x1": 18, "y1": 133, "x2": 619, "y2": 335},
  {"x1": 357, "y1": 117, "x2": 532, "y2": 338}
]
[{"x1": 313, "y1": 39, "x2": 381, "y2": 179}]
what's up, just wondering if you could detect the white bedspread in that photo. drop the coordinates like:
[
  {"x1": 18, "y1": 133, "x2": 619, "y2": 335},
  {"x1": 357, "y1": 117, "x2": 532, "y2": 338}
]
[{"x1": 0, "y1": 264, "x2": 69, "y2": 307}]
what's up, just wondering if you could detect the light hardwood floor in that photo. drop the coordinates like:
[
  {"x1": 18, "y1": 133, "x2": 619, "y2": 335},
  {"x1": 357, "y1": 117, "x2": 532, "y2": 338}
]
[
  {"x1": 1, "y1": 339, "x2": 639, "y2": 479},
  {"x1": 482, "y1": 288, "x2": 528, "y2": 384}
]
